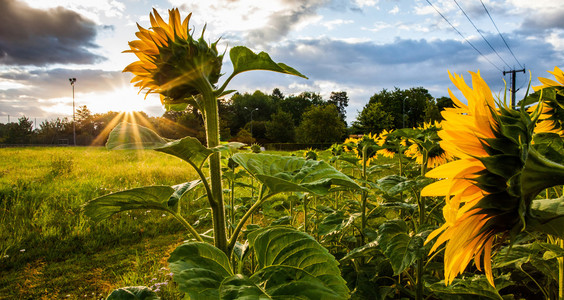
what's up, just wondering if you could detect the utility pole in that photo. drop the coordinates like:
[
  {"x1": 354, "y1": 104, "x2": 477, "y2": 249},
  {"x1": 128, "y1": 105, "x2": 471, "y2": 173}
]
[
  {"x1": 69, "y1": 78, "x2": 77, "y2": 146},
  {"x1": 503, "y1": 69, "x2": 525, "y2": 108}
]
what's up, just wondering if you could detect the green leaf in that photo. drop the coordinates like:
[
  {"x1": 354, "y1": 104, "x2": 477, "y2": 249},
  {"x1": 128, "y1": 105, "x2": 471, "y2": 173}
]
[
  {"x1": 106, "y1": 286, "x2": 160, "y2": 300},
  {"x1": 106, "y1": 122, "x2": 213, "y2": 169},
  {"x1": 169, "y1": 180, "x2": 202, "y2": 211},
  {"x1": 427, "y1": 274, "x2": 511, "y2": 300},
  {"x1": 376, "y1": 175, "x2": 430, "y2": 196},
  {"x1": 168, "y1": 242, "x2": 234, "y2": 299},
  {"x1": 376, "y1": 220, "x2": 429, "y2": 275},
  {"x1": 250, "y1": 265, "x2": 343, "y2": 299},
  {"x1": 247, "y1": 226, "x2": 350, "y2": 299},
  {"x1": 527, "y1": 196, "x2": 564, "y2": 238},
  {"x1": 106, "y1": 122, "x2": 172, "y2": 150},
  {"x1": 229, "y1": 46, "x2": 308, "y2": 79},
  {"x1": 82, "y1": 186, "x2": 174, "y2": 222},
  {"x1": 212, "y1": 142, "x2": 247, "y2": 153},
  {"x1": 340, "y1": 240, "x2": 380, "y2": 262},
  {"x1": 155, "y1": 136, "x2": 212, "y2": 169},
  {"x1": 532, "y1": 132, "x2": 564, "y2": 163},
  {"x1": 231, "y1": 153, "x2": 361, "y2": 196},
  {"x1": 219, "y1": 274, "x2": 268, "y2": 299}
]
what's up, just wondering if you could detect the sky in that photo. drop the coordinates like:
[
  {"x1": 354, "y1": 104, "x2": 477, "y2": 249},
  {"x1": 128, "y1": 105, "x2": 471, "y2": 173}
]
[{"x1": 0, "y1": 0, "x2": 562, "y2": 127}]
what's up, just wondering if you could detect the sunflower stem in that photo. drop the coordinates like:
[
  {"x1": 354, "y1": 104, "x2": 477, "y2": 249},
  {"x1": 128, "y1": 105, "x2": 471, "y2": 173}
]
[
  {"x1": 361, "y1": 145, "x2": 368, "y2": 246},
  {"x1": 416, "y1": 149, "x2": 430, "y2": 300},
  {"x1": 202, "y1": 84, "x2": 228, "y2": 254},
  {"x1": 559, "y1": 238, "x2": 564, "y2": 300}
]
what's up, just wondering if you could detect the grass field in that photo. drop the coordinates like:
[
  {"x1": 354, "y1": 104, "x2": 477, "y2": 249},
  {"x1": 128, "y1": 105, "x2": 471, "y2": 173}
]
[{"x1": 0, "y1": 147, "x2": 204, "y2": 299}]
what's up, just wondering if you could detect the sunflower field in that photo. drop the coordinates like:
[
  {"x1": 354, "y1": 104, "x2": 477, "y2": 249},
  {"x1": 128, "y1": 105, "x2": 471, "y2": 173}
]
[{"x1": 77, "y1": 8, "x2": 564, "y2": 300}]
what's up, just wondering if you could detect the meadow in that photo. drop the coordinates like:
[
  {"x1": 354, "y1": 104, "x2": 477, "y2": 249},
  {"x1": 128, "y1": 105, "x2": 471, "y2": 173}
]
[{"x1": 0, "y1": 147, "x2": 204, "y2": 298}]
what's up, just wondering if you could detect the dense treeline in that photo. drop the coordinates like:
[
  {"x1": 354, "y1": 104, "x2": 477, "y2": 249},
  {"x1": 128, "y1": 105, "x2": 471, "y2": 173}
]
[{"x1": 0, "y1": 87, "x2": 452, "y2": 146}]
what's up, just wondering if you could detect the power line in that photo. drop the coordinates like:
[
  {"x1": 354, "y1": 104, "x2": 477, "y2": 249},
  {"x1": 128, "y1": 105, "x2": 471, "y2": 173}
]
[
  {"x1": 452, "y1": 0, "x2": 511, "y2": 69},
  {"x1": 425, "y1": 0, "x2": 503, "y2": 72},
  {"x1": 479, "y1": 0, "x2": 523, "y2": 69}
]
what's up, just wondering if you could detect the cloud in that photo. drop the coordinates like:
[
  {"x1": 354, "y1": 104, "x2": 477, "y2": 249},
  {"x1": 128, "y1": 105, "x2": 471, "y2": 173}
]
[
  {"x1": 0, "y1": 0, "x2": 104, "y2": 66},
  {"x1": 389, "y1": 5, "x2": 399, "y2": 15},
  {"x1": 322, "y1": 19, "x2": 354, "y2": 30}
]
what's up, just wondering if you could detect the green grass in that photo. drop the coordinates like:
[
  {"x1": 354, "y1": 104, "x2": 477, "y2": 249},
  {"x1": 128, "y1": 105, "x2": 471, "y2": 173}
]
[{"x1": 0, "y1": 147, "x2": 200, "y2": 299}]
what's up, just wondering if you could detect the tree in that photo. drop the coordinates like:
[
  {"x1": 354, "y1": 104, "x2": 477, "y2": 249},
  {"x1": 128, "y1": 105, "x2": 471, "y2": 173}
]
[
  {"x1": 2, "y1": 117, "x2": 34, "y2": 144},
  {"x1": 296, "y1": 104, "x2": 346, "y2": 144},
  {"x1": 228, "y1": 90, "x2": 277, "y2": 136},
  {"x1": 328, "y1": 91, "x2": 349, "y2": 125},
  {"x1": 279, "y1": 91, "x2": 324, "y2": 126},
  {"x1": 362, "y1": 87, "x2": 434, "y2": 130},
  {"x1": 436, "y1": 96, "x2": 455, "y2": 111},
  {"x1": 266, "y1": 109, "x2": 295, "y2": 143},
  {"x1": 271, "y1": 88, "x2": 284, "y2": 100},
  {"x1": 352, "y1": 102, "x2": 394, "y2": 134}
]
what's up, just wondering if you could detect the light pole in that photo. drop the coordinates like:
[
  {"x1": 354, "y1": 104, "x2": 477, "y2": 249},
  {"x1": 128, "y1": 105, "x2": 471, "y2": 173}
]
[
  {"x1": 402, "y1": 96, "x2": 406, "y2": 128},
  {"x1": 250, "y1": 107, "x2": 258, "y2": 140},
  {"x1": 69, "y1": 78, "x2": 76, "y2": 146}
]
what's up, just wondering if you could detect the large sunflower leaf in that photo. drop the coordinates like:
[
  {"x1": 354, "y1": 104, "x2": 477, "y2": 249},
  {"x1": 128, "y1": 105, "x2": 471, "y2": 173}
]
[
  {"x1": 527, "y1": 196, "x2": 564, "y2": 238},
  {"x1": 219, "y1": 274, "x2": 268, "y2": 299},
  {"x1": 231, "y1": 153, "x2": 361, "y2": 196},
  {"x1": 168, "y1": 180, "x2": 202, "y2": 212},
  {"x1": 106, "y1": 122, "x2": 172, "y2": 150},
  {"x1": 82, "y1": 186, "x2": 174, "y2": 222},
  {"x1": 168, "y1": 242, "x2": 234, "y2": 299},
  {"x1": 376, "y1": 219, "x2": 430, "y2": 275},
  {"x1": 106, "y1": 122, "x2": 212, "y2": 169},
  {"x1": 169, "y1": 227, "x2": 349, "y2": 299},
  {"x1": 229, "y1": 46, "x2": 308, "y2": 79},
  {"x1": 106, "y1": 286, "x2": 160, "y2": 300},
  {"x1": 532, "y1": 132, "x2": 564, "y2": 163},
  {"x1": 247, "y1": 226, "x2": 350, "y2": 299}
]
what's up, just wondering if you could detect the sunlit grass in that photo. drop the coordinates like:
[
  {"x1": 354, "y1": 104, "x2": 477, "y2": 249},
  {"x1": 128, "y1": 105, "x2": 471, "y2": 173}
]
[{"x1": 0, "y1": 147, "x2": 198, "y2": 298}]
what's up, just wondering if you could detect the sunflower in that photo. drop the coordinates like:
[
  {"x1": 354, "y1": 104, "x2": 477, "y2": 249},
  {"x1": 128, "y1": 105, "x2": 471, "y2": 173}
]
[
  {"x1": 529, "y1": 66, "x2": 564, "y2": 136},
  {"x1": 123, "y1": 8, "x2": 223, "y2": 106},
  {"x1": 422, "y1": 71, "x2": 539, "y2": 286},
  {"x1": 376, "y1": 129, "x2": 408, "y2": 159},
  {"x1": 404, "y1": 122, "x2": 453, "y2": 169},
  {"x1": 343, "y1": 133, "x2": 379, "y2": 165}
]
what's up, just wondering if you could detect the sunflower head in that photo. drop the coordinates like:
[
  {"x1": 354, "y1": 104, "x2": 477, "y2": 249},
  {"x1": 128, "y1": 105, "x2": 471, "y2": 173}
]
[
  {"x1": 421, "y1": 70, "x2": 564, "y2": 287},
  {"x1": 376, "y1": 129, "x2": 408, "y2": 159},
  {"x1": 343, "y1": 134, "x2": 379, "y2": 165},
  {"x1": 529, "y1": 67, "x2": 564, "y2": 136},
  {"x1": 402, "y1": 122, "x2": 452, "y2": 169},
  {"x1": 304, "y1": 148, "x2": 318, "y2": 160},
  {"x1": 124, "y1": 8, "x2": 223, "y2": 107}
]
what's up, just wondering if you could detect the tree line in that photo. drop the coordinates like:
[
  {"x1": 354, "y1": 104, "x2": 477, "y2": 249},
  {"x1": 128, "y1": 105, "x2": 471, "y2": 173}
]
[{"x1": 0, "y1": 87, "x2": 453, "y2": 146}]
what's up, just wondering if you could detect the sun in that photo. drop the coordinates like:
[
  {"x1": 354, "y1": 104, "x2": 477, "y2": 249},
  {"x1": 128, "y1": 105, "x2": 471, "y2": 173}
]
[{"x1": 96, "y1": 85, "x2": 151, "y2": 113}]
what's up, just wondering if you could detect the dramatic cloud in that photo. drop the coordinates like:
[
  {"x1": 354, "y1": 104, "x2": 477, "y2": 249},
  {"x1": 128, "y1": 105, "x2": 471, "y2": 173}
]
[{"x1": 0, "y1": 0, "x2": 104, "y2": 66}]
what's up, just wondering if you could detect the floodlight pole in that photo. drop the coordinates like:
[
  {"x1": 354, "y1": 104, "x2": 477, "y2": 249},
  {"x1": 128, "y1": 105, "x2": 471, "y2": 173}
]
[{"x1": 69, "y1": 78, "x2": 77, "y2": 146}]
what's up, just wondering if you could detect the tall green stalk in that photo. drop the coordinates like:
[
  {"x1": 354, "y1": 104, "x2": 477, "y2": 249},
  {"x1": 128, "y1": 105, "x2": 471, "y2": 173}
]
[
  {"x1": 202, "y1": 87, "x2": 228, "y2": 254},
  {"x1": 415, "y1": 150, "x2": 429, "y2": 300},
  {"x1": 360, "y1": 146, "x2": 368, "y2": 245}
]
